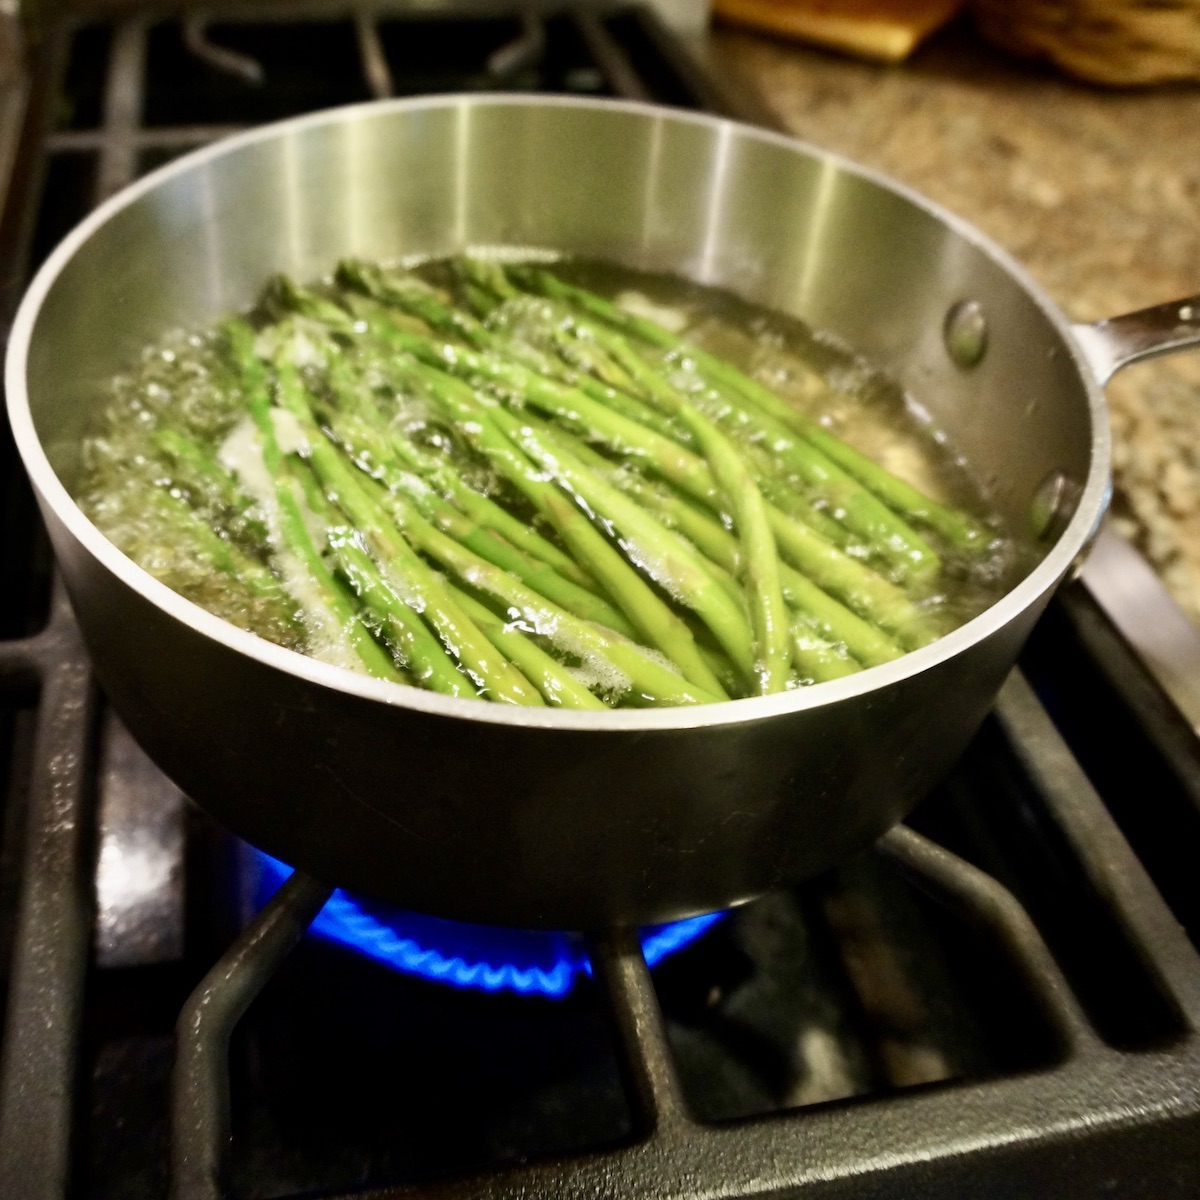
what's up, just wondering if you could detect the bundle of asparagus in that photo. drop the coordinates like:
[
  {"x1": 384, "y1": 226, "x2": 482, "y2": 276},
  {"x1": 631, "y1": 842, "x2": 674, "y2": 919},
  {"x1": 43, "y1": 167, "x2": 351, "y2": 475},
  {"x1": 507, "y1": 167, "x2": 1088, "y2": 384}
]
[{"x1": 79, "y1": 256, "x2": 1004, "y2": 709}]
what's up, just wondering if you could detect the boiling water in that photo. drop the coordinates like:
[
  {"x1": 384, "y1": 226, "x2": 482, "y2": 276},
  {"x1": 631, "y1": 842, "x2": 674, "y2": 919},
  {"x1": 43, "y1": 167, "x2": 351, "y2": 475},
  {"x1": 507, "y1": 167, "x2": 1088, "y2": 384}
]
[{"x1": 75, "y1": 258, "x2": 1033, "y2": 701}]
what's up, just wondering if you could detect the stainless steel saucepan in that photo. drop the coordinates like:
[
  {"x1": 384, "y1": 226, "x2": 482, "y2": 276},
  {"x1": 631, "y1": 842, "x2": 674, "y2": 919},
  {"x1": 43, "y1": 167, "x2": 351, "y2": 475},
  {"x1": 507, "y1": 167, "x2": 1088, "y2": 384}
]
[{"x1": 7, "y1": 96, "x2": 1199, "y2": 930}]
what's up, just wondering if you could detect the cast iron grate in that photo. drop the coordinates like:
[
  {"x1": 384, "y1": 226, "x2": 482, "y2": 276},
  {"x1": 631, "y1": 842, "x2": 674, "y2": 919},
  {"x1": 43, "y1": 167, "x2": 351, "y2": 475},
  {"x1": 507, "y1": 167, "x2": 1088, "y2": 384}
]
[{"x1": 0, "y1": 8, "x2": 1198, "y2": 1199}]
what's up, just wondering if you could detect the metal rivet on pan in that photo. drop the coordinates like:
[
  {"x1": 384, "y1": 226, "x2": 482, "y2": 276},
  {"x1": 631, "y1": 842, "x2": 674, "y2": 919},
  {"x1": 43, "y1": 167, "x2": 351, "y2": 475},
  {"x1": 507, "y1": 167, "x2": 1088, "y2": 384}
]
[
  {"x1": 1030, "y1": 471, "x2": 1081, "y2": 542},
  {"x1": 944, "y1": 300, "x2": 988, "y2": 368}
]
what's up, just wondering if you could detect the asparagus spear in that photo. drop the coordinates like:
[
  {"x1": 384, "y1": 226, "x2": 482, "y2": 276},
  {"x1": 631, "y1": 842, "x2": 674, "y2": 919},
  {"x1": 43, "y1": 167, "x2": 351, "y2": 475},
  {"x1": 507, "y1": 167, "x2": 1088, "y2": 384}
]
[
  {"x1": 319, "y1": 352, "x2": 600, "y2": 591},
  {"x1": 495, "y1": 297, "x2": 792, "y2": 694},
  {"x1": 349, "y1": 304, "x2": 935, "y2": 650},
  {"x1": 146, "y1": 487, "x2": 289, "y2": 609},
  {"x1": 374, "y1": 348, "x2": 732, "y2": 699},
  {"x1": 220, "y1": 320, "x2": 404, "y2": 683},
  {"x1": 355, "y1": 313, "x2": 721, "y2": 504},
  {"x1": 89, "y1": 258, "x2": 1014, "y2": 709},
  {"x1": 790, "y1": 616, "x2": 862, "y2": 683},
  {"x1": 278, "y1": 289, "x2": 726, "y2": 691},
  {"x1": 325, "y1": 441, "x2": 723, "y2": 706},
  {"x1": 389, "y1": 433, "x2": 597, "y2": 589},
  {"x1": 538, "y1": 424, "x2": 903, "y2": 669},
  {"x1": 454, "y1": 254, "x2": 523, "y2": 304},
  {"x1": 378, "y1": 509, "x2": 724, "y2": 707},
  {"x1": 486, "y1": 404, "x2": 759, "y2": 682},
  {"x1": 326, "y1": 527, "x2": 472, "y2": 695},
  {"x1": 266, "y1": 352, "x2": 546, "y2": 707},
  {"x1": 678, "y1": 349, "x2": 992, "y2": 554},
  {"x1": 154, "y1": 428, "x2": 263, "y2": 519},
  {"x1": 259, "y1": 283, "x2": 611, "y2": 600},
  {"x1": 337, "y1": 265, "x2": 692, "y2": 445},
  {"x1": 506, "y1": 263, "x2": 990, "y2": 553},
  {"x1": 287, "y1": 412, "x2": 572, "y2": 703},
  {"x1": 323, "y1": 404, "x2": 639, "y2": 639},
  {"x1": 448, "y1": 585, "x2": 609, "y2": 710}
]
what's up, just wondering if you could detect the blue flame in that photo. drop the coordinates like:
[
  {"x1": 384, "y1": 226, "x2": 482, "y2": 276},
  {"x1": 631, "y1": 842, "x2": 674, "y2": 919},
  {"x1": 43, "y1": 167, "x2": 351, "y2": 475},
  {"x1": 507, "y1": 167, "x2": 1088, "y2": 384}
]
[{"x1": 250, "y1": 850, "x2": 724, "y2": 998}]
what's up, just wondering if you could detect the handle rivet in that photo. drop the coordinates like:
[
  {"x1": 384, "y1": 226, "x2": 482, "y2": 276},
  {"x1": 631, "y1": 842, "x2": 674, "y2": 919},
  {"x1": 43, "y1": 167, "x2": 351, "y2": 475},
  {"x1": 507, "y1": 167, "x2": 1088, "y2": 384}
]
[{"x1": 944, "y1": 300, "x2": 988, "y2": 368}]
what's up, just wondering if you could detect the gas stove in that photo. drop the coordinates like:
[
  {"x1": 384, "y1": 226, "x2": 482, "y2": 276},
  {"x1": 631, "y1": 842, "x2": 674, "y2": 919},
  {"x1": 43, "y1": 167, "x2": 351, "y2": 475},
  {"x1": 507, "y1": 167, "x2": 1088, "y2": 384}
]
[{"x1": 1, "y1": 8, "x2": 1199, "y2": 1199}]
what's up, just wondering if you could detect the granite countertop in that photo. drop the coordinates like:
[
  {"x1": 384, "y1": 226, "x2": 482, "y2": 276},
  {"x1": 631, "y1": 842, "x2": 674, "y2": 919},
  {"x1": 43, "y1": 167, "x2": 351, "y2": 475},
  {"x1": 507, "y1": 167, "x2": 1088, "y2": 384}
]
[{"x1": 708, "y1": 17, "x2": 1200, "y2": 624}]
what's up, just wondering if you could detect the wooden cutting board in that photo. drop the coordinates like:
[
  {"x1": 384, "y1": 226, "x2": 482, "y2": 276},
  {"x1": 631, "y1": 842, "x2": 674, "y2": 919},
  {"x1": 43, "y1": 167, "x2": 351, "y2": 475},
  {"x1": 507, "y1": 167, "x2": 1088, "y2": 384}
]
[{"x1": 711, "y1": 0, "x2": 964, "y2": 61}]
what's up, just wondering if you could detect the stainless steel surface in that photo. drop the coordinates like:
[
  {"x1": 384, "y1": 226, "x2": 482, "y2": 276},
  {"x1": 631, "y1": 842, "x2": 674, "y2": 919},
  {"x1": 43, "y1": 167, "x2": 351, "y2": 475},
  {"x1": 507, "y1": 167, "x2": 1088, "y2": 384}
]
[
  {"x1": 0, "y1": 95, "x2": 1144, "y2": 928},
  {"x1": 1029, "y1": 470, "x2": 1080, "y2": 544},
  {"x1": 1072, "y1": 295, "x2": 1200, "y2": 386}
]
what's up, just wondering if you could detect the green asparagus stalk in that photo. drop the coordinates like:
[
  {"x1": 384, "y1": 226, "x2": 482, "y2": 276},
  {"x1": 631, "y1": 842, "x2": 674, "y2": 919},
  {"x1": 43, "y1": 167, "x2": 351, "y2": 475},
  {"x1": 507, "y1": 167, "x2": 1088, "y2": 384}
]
[
  {"x1": 506, "y1": 263, "x2": 989, "y2": 553},
  {"x1": 255, "y1": 299, "x2": 936, "y2": 651},
  {"x1": 390, "y1": 497, "x2": 724, "y2": 705},
  {"x1": 86, "y1": 258, "x2": 1013, "y2": 709},
  {"x1": 328, "y1": 451, "x2": 724, "y2": 706},
  {"x1": 677, "y1": 350, "x2": 992, "y2": 554},
  {"x1": 269, "y1": 356, "x2": 546, "y2": 706},
  {"x1": 154, "y1": 427, "x2": 263, "y2": 525},
  {"x1": 251, "y1": 287, "x2": 610, "y2": 602},
  {"x1": 486, "y1": 404, "x2": 759, "y2": 682},
  {"x1": 504, "y1": 298, "x2": 792, "y2": 694},
  {"x1": 754, "y1": 470, "x2": 866, "y2": 558},
  {"x1": 376, "y1": 350, "x2": 731, "y2": 699},
  {"x1": 790, "y1": 616, "x2": 863, "y2": 683},
  {"x1": 501, "y1": 374, "x2": 931, "y2": 657},
  {"x1": 448, "y1": 585, "x2": 609, "y2": 710},
  {"x1": 357, "y1": 313, "x2": 721, "y2": 504},
  {"x1": 221, "y1": 320, "x2": 404, "y2": 683},
  {"x1": 391, "y1": 434, "x2": 597, "y2": 589},
  {"x1": 148, "y1": 487, "x2": 289, "y2": 608},
  {"x1": 525, "y1": 423, "x2": 886, "y2": 672},
  {"x1": 453, "y1": 254, "x2": 523, "y2": 304},
  {"x1": 278, "y1": 434, "x2": 467, "y2": 695},
  {"x1": 337, "y1": 260, "x2": 492, "y2": 351},
  {"x1": 318, "y1": 352, "x2": 599, "y2": 590},
  {"x1": 325, "y1": 527, "x2": 473, "y2": 695},
  {"x1": 544, "y1": 431, "x2": 903, "y2": 669},
  {"x1": 765, "y1": 510, "x2": 940, "y2": 651},
  {"x1": 323, "y1": 405, "x2": 639, "y2": 639},
  {"x1": 512, "y1": 271, "x2": 942, "y2": 581},
  {"x1": 337, "y1": 266, "x2": 692, "y2": 445},
  {"x1": 353, "y1": 305, "x2": 934, "y2": 651}
]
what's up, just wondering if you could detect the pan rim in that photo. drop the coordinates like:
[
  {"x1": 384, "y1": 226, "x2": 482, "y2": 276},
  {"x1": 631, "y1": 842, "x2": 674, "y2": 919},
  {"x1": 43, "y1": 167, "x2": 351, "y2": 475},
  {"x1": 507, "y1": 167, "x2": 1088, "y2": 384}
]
[{"x1": 4, "y1": 92, "x2": 1112, "y2": 733}]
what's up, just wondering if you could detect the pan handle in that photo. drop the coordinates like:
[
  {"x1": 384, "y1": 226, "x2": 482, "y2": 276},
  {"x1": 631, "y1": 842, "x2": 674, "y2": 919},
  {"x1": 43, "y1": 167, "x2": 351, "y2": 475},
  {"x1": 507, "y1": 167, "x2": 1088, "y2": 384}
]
[{"x1": 1071, "y1": 295, "x2": 1200, "y2": 386}]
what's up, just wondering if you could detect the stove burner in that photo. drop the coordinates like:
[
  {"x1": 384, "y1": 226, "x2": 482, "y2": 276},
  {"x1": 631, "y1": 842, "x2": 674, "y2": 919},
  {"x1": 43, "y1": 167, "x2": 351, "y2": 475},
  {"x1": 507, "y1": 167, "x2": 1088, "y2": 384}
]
[{"x1": 249, "y1": 849, "x2": 724, "y2": 997}]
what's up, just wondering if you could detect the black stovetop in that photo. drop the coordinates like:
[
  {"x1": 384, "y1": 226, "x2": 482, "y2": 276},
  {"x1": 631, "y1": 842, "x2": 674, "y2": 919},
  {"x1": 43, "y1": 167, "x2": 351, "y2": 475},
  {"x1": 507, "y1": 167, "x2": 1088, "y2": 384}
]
[{"x1": 1, "y1": 9, "x2": 1199, "y2": 1199}]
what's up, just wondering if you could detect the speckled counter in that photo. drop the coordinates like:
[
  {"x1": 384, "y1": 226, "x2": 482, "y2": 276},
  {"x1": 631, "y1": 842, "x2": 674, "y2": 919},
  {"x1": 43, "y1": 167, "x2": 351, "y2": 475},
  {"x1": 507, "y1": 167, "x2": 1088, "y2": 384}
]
[{"x1": 708, "y1": 19, "x2": 1200, "y2": 623}]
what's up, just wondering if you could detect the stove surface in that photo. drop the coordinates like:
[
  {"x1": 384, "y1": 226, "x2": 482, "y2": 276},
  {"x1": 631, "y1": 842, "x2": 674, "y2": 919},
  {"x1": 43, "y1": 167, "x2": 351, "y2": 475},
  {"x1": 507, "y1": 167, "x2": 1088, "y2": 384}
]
[{"x1": 1, "y1": 9, "x2": 1199, "y2": 1199}]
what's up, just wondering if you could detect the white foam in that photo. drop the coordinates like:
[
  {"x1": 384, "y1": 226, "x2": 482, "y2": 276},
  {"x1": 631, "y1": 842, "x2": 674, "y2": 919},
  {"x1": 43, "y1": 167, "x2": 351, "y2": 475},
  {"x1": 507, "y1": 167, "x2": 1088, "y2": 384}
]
[
  {"x1": 615, "y1": 291, "x2": 688, "y2": 333},
  {"x1": 218, "y1": 417, "x2": 360, "y2": 672}
]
